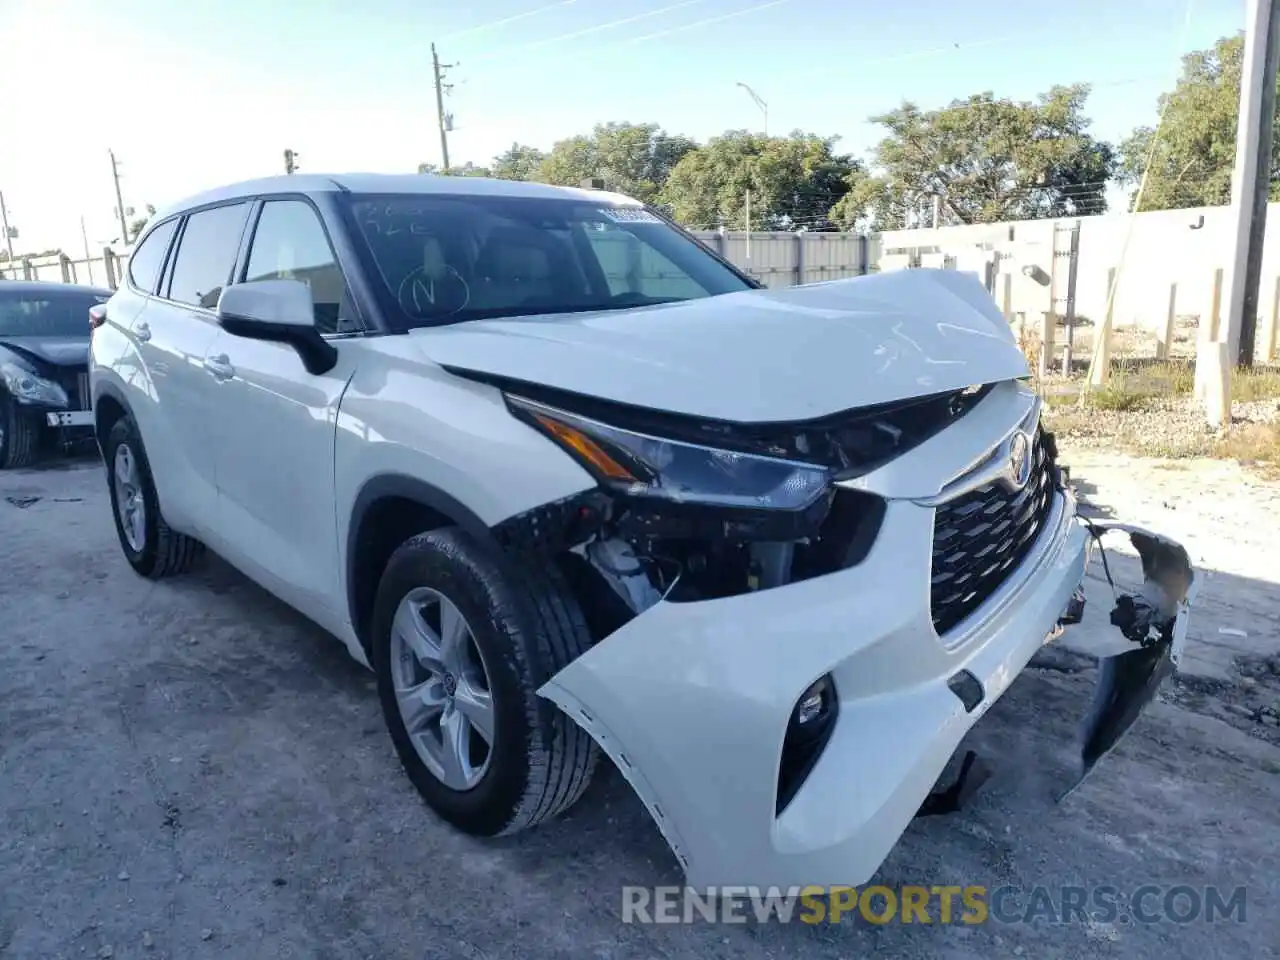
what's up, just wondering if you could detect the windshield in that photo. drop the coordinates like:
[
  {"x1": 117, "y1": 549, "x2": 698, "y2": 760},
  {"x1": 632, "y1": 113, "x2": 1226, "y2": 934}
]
[
  {"x1": 345, "y1": 193, "x2": 753, "y2": 328},
  {"x1": 0, "y1": 289, "x2": 105, "y2": 338}
]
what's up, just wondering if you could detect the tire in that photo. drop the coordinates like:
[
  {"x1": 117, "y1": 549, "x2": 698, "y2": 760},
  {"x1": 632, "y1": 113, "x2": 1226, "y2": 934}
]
[
  {"x1": 104, "y1": 415, "x2": 204, "y2": 578},
  {"x1": 372, "y1": 527, "x2": 600, "y2": 837},
  {"x1": 0, "y1": 394, "x2": 39, "y2": 470}
]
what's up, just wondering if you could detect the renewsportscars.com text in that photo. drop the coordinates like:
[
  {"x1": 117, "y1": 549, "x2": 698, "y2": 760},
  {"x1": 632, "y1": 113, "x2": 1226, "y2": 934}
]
[{"x1": 621, "y1": 884, "x2": 1248, "y2": 926}]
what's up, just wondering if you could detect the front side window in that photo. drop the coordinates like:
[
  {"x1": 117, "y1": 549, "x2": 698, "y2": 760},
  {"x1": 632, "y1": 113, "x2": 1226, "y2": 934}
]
[
  {"x1": 243, "y1": 200, "x2": 359, "y2": 335},
  {"x1": 166, "y1": 202, "x2": 251, "y2": 309},
  {"x1": 0, "y1": 290, "x2": 108, "y2": 338},
  {"x1": 127, "y1": 218, "x2": 178, "y2": 294},
  {"x1": 345, "y1": 193, "x2": 751, "y2": 329}
]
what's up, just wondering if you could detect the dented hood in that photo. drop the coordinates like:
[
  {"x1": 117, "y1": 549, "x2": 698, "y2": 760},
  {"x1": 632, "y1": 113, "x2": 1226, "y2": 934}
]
[
  {"x1": 0, "y1": 336, "x2": 89, "y2": 369},
  {"x1": 411, "y1": 268, "x2": 1029, "y2": 422}
]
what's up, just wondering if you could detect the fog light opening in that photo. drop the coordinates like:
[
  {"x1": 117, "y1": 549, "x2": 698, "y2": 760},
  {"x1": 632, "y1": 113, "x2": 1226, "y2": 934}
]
[
  {"x1": 795, "y1": 675, "x2": 835, "y2": 729},
  {"x1": 776, "y1": 673, "x2": 839, "y2": 816}
]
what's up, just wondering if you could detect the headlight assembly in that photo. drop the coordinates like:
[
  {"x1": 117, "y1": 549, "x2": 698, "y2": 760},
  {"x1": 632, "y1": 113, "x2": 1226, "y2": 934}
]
[
  {"x1": 0, "y1": 361, "x2": 69, "y2": 407},
  {"x1": 506, "y1": 394, "x2": 831, "y2": 511}
]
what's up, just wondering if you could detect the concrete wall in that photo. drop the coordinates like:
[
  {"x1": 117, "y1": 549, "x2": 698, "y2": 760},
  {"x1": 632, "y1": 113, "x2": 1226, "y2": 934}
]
[{"x1": 881, "y1": 203, "x2": 1280, "y2": 335}]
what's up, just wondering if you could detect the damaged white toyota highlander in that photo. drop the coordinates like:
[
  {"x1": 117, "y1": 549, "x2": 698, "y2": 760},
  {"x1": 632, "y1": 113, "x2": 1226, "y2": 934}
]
[{"x1": 90, "y1": 174, "x2": 1197, "y2": 889}]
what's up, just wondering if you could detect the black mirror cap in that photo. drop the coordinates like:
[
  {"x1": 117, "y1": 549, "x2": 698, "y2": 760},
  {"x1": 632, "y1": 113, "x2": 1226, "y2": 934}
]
[{"x1": 219, "y1": 316, "x2": 338, "y2": 376}]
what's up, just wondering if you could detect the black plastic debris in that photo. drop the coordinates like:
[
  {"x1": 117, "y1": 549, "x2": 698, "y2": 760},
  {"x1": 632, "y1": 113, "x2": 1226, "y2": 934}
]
[
  {"x1": 1059, "y1": 522, "x2": 1196, "y2": 801},
  {"x1": 916, "y1": 750, "x2": 993, "y2": 818},
  {"x1": 5, "y1": 495, "x2": 41, "y2": 509}
]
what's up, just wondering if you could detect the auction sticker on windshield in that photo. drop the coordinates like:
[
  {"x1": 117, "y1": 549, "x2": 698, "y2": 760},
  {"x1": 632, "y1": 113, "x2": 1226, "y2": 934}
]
[{"x1": 597, "y1": 208, "x2": 663, "y2": 223}]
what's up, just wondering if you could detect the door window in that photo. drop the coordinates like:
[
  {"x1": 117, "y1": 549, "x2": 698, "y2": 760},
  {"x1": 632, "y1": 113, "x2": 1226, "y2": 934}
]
[
  {"x1": 166, "y1": 203, "x2": 251, "y2": 309},
  {"x1": 244, "y1": 200, "x2": 359, "y2": 335},
  {"x1": 127, "y1": 218, "x2": 178, "y2": 294}
]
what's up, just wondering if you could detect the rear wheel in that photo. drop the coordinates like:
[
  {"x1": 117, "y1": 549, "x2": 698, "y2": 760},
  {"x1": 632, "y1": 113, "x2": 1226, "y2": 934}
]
[
  {"x1": 0, "y1": 395, "x2": 39, "y2": 470},
  {"x1": 372, "y1": 528, "x2": 599, "y2": 837},
  {"x1": 104, "y1": 415, "x2": 204, "y2": 578}
]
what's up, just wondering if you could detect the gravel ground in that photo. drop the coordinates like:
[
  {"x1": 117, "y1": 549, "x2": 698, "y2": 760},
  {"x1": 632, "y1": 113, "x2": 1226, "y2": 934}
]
[
  {"x1": 1, "y1": 452, "x2": 1278, "y2": 960},
  {"x1": 1043, "y1": 394, "x2": 1280, "y2": 460}
]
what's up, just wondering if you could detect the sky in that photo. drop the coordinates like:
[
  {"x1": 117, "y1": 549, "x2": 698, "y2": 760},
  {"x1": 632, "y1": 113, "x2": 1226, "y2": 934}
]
[{"x1": 0, "y1": 0, "x2": 1248, "y2": 254}]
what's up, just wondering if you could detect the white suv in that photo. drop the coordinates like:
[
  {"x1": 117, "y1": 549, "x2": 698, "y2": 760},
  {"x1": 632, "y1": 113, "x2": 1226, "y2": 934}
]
[{"x1": 90, "y1": 174, "x2": 1196, "y2": 889}]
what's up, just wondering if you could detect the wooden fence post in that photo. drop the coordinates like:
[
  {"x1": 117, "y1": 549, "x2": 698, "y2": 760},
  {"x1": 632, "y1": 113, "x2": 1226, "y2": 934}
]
[
  {"x1": 1195, "y1": 268, "x2": 1225, "y2": 401},
  {"x1": 1038, "y1": 311, "x2": 1055, "y2": 378},
  {"x1": 1260, "y1": 275, "x2": 1280, "y2": 363},
  {"x1": 998, "y1": 271, "x2": 1013, "y2": 323},
  {"x1": 1088, "y1": 267, "x2": 1117, "y2": 387},
  {"x1": 1202, "y1": 340, "x2": 1231, "y2": 428},
  {"x1": 1156, "y1": 282, "x2": 1177, "y2": 361}
]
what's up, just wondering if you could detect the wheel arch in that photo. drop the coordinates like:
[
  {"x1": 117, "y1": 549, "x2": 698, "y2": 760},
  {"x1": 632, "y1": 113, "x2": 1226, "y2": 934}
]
[
  {"x1": 346, "y1": 473, "x2": 501, "y2": 658},
  {"x1": 93, "y1": 380, "x2": 131, "y2": 459}
]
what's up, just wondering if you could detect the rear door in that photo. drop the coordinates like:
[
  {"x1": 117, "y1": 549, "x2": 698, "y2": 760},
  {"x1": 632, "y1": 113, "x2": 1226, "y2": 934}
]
[
  {"x1": 137, "y1": 201, "x2": 251, "y2": 537},
  {"x1": 205, "y1": 197, "x2": 362, "y2": 617}
]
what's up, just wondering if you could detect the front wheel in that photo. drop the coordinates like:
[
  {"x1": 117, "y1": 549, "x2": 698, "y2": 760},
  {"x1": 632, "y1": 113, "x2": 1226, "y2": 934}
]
[
  {"x1": 103, "y1": 416, "x2": 205, "y2": 578},
  {"x1": 372, "y1": 528, "x2": 600, "y2": 837},
  {"x1": 0, "y1": 395, "x2": 39, "y2": 469}
]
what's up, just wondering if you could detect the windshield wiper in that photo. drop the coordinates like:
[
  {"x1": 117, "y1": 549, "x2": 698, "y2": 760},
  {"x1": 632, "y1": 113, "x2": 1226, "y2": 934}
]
[{"x1": 419, "y1": 297, "x2": 691, "y2": 325}]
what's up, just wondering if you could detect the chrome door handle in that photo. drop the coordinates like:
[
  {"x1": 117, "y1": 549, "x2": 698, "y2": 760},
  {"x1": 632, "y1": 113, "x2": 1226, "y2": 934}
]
[
  {"x1": 134, "y1": 322, "x2": 151, "y2": 342},
  {"x1": 205, "y1": 355, "x2": 235, "y2": 380}
]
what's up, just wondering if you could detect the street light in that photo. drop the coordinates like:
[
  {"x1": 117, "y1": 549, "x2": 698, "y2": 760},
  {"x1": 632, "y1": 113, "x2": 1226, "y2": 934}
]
[{"x1": 735, "y1": 82, "x2": 768, "y2": 136}]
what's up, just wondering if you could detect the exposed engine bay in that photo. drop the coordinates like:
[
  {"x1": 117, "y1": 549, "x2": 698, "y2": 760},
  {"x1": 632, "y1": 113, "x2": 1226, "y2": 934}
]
[{"x1": 476, "y1": 370, "x2": 998, "y2": 638}]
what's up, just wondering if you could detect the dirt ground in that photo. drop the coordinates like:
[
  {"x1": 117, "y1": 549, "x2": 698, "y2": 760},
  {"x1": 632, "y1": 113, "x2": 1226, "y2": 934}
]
[{"x1": 1, "y1": 448, "x2": 1277, "y2": 960}]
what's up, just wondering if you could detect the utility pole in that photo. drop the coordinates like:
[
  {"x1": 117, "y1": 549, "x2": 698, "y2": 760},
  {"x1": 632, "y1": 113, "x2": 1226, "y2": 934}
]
[
  {"x1": 0, "y1": 190, "x2": 14, "y2": 265},
  {"x1": 81, "y1": 216, "x2": 95, "y2": 284},
  {"x1": 1223, "y1": 0, "x2": 1280, "y2": 366},
  {"x1": 744, "y1": 189, "x2": 752, "y2": 270},
  {"x1": 284, "y1": 149, "x2": 299, "y2": 175},
  {"x1": 108, "y1": 150, "x2": 129, "y2": 245},
  {"x1": 431, "y1": 43, "x2": 456, "y2": 174}
]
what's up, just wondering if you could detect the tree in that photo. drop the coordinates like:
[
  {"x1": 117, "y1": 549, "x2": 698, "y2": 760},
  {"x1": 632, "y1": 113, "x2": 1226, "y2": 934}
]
[
  {"x1": 417, "y1": 161, "x2": 491, "y2": 177},
  {"x1": 832, "y1": 85, "x2": 1115, "y2": 230},
  {"x1": 128, "y1": 204, "x2": 157, "y2": 243},
  {"x1": 1118, "y1": 33, "x2": 1278, "y2": 211},
  {"x1": 534, "y1": 122, "x2": 696, "y2": 203},
  {"x1": 660, "y1": 131, "x2": 859, "y2": 230},
  {"x1": 490, "y1": 143, "x2": 545, "y2": 181}
]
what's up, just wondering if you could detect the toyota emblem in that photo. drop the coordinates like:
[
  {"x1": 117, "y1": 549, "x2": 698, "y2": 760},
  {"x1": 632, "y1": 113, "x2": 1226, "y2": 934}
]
[{"x1": 1008, "y1": 431, "x2": 1033, "y2": 490}]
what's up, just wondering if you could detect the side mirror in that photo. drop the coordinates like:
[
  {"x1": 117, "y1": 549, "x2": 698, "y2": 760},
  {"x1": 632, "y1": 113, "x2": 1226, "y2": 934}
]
[{"x1": 215, "y1": 280, "x2": 338, "y2": 375}]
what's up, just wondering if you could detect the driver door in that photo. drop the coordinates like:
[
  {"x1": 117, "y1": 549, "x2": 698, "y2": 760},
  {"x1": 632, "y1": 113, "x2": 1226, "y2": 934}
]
[{"x1": 206, "y1": 198, "x2": 363, "y2": 618}]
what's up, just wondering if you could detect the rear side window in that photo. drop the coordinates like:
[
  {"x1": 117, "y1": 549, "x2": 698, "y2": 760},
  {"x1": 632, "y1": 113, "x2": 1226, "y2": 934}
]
[
  {"x1": 127, "y1": 219, "x2": 177, "y2": 294},
  {"x1": 166, "y1": 203, "x2": 251, "y2": 309}
]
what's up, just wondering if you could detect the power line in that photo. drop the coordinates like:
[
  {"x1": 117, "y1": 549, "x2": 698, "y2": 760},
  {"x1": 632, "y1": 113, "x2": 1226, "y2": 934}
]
[
  {"x1": 625, "y1": 0, "x2": 790, "y2": 44},
  {"x1": 438, "y1": 0, "x2": 583, "y2": 42},
  {"x1": 464, "y1": 0, "x2": 707, "y2": 63}
]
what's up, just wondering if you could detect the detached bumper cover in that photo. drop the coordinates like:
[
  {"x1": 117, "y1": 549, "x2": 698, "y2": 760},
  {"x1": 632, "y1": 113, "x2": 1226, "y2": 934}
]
[{"x1": 538, "y1": 493, "x2": 1196, "y2": 889}]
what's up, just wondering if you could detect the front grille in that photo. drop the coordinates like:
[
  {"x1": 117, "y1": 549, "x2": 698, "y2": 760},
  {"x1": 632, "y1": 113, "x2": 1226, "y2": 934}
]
[
  {"x1": 929, "y1": 429, "x2": 1056, "y2": 636},
  {"x1": 77, "y1": 373, "x2": 90, "y2": 410}
]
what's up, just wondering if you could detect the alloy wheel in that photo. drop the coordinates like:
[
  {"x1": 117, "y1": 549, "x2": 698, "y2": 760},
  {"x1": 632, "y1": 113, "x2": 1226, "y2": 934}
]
[
  {"x1": 389, "y1": 586, "x2": 496, "y2": 791},
  {"x1": 113, "y1": 443, "x2": 147, "y2": 552}
]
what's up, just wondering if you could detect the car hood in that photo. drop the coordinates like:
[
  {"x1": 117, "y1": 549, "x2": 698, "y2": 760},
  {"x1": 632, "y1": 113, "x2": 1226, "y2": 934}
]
[
  {"x1": 0, "y1": 336, "x2": 89, "y2": 369},
  {"x1": 411, "y1": 268, "x2": 1029, "y2": 422}
]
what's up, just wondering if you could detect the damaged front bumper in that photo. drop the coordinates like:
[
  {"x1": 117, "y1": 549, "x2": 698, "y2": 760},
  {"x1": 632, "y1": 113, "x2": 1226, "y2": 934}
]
[{"x1": 538, "y1": 491, "x2": 1197, "y2": 890}]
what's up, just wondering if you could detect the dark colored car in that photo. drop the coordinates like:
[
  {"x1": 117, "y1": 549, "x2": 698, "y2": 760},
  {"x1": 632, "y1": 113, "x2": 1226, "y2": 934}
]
[{"x1": 0, "y1": 280, "x2": 110, "y2": 469}]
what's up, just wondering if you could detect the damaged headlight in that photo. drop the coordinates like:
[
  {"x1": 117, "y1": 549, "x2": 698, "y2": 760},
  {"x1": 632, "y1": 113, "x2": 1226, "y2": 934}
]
[
  {"x1": 506, "y1": 394, "x2": 831, "y2": 510},
  {"x1": 0, "y1": 360, "x2": 69, "y2": 407}
]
